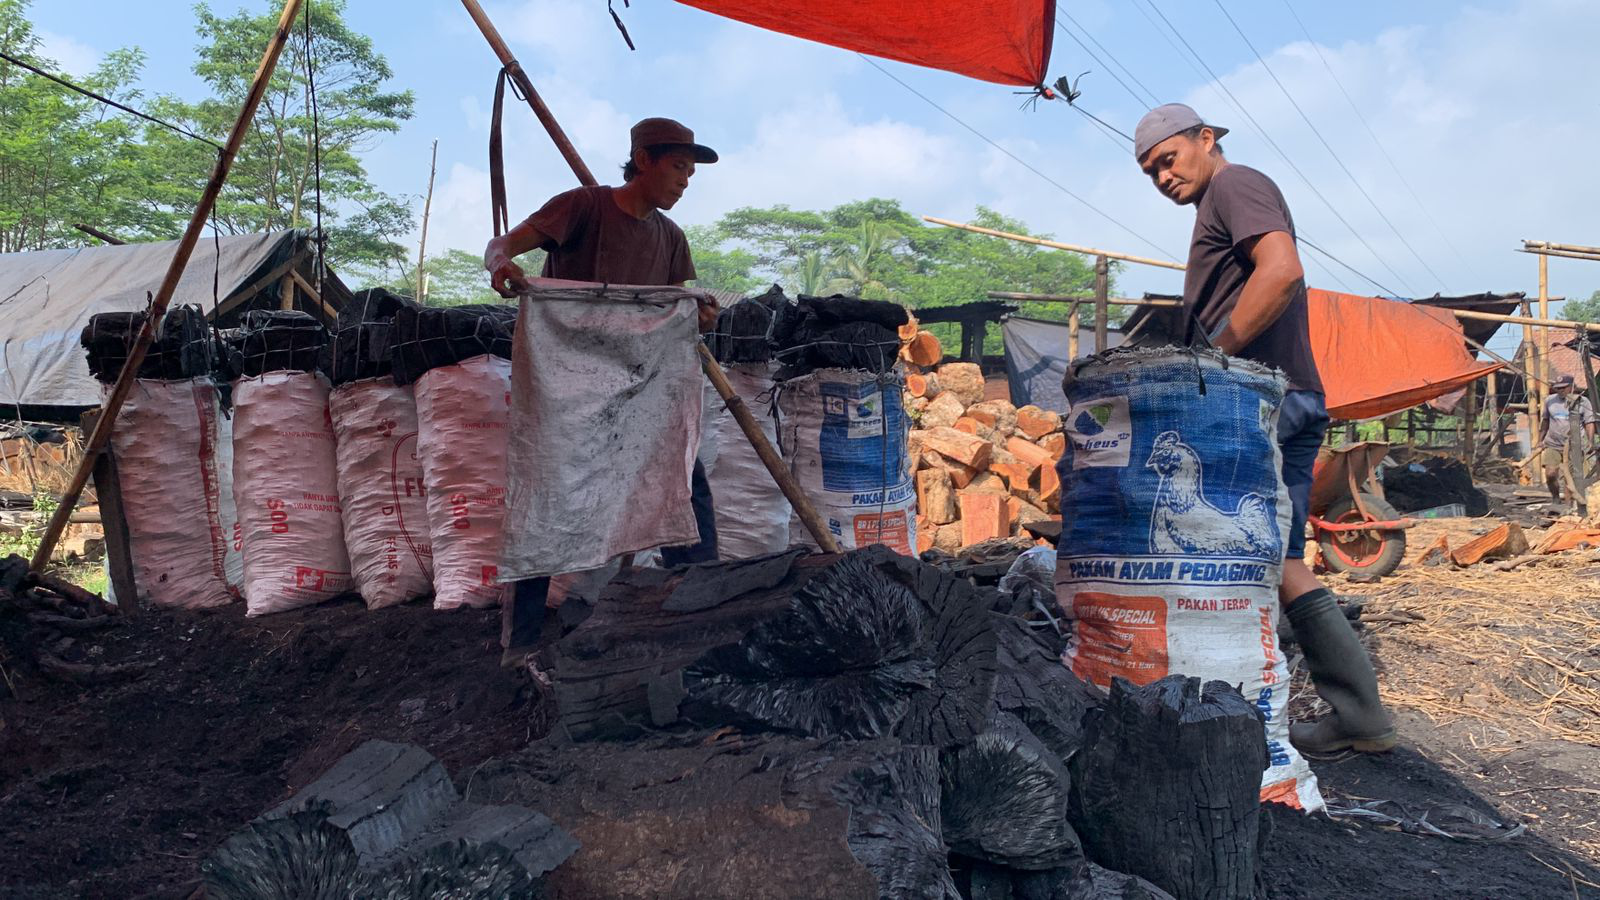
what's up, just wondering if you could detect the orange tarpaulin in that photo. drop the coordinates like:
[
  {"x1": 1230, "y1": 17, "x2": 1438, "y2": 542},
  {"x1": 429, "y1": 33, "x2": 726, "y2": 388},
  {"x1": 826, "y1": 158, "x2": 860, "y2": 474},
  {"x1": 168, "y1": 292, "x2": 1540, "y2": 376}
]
[
  {"x1": 674, "y1": 0, "x2": 1056, "y2": 87},
  {"x1": 1308, "y1": 288, "x2": 1502, "y2": 421}
]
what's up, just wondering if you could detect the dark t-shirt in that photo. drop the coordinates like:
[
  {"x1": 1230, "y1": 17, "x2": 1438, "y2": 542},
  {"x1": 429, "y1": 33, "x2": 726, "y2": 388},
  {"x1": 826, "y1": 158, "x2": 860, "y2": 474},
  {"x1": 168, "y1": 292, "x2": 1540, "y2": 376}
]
[
  {"x1": 1183, "y1": 164, "x2": 1323, "y2": 393},
  {"x1": 525, "y1": 185, "x2": 696, "y2": 286}
]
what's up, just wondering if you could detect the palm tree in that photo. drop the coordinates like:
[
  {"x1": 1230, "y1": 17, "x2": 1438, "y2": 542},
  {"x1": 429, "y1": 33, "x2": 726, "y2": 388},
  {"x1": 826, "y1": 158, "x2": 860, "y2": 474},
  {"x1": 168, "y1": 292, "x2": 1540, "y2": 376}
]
[
  {"x1": 825, "y1": 220, "x2": 900, "y2": 299},
  {"x1": 793, "y1": 250, "x2": 829, "y2": 296}
]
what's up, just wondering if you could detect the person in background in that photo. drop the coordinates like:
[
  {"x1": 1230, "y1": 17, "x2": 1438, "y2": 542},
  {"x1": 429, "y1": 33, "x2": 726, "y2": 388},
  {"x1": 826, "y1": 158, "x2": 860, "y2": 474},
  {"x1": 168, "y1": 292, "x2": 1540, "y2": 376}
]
[
  {"x1": 484, "y1": 117, "x2": 720, "y2": 665},
  {"x1": 1134, "y1": 103, "x2": 1395, "y2": 754},
  {"x1": 1539, "y1": 374, "x2": 1596, "y2": 512}
]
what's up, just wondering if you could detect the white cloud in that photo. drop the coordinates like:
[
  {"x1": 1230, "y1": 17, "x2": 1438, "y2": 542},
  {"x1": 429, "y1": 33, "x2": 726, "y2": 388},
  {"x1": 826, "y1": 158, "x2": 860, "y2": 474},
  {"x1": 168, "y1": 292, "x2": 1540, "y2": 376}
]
[{"x1": 35, "y1": 29, "x2": 101, "y2": 76}]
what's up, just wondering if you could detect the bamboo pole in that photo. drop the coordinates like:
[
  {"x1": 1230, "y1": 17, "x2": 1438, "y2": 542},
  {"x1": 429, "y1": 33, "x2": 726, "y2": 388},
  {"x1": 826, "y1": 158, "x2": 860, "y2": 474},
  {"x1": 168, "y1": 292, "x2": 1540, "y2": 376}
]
[
  {"x1": 73, "y1": 223, "x2": 126, "y2": 245},
  {"x1": 1525, "y1": 239, "x2": 1600, "y2": 256},
  {"x1": 458, "y1": 1, "x2": 839, "y2": 553},
  {"x1": 29, "y1": 0, "x2": 306, "y2": 574},
  {"x1": 460, "y1": 0, "x2": 596, "y2": 187},
  {"x1": 1539, "y1": 258, "x2": 1551, "y2": 479},
  {"x1": 417, "y1": 138, "x2": 438, "y2": 301},
  {"x1": 1067, "y1": 303, "x2": 1080, "y2": 360},
  {"x1": 1518, "y1": 247, "x2": 1600, "y2": 263},
  {"x1": 987, "y1": 291, "x2": 1179, "y2": 307},
  {"x1": 924, "y1": 216, "x2": 1188, "y2": 271},
  {"x1": 1524, "y1": 298, "x2": 1541, "y2": 481},
  {"x1": 1093, "y1": 254, "x2": 1110, "y2": 354},
  {"x1": 1447, "y1": 307, "x2": 1600, "y2": 334}
]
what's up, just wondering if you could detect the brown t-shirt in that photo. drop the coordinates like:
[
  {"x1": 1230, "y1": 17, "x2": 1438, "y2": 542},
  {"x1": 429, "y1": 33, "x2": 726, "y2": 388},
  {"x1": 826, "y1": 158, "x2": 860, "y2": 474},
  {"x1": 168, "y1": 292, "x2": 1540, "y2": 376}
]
[
  {"x1": 525, "y1": 185, "x2": 696, "y2": 286},
  {"x1": 1183, "y1": 164, "x2": 1323, "y2": 393}
]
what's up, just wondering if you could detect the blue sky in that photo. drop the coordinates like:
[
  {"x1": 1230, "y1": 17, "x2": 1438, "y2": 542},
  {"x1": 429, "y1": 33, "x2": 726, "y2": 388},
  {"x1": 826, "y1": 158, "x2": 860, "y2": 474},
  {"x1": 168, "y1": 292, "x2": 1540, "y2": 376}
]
[{"x1": 28, "y1": 0, "x2": 1600, "y2": 356}]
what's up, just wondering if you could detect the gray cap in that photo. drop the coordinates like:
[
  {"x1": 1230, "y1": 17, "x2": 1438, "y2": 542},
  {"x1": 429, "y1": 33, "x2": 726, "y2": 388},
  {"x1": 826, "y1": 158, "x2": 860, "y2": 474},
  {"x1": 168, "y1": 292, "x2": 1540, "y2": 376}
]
[{"x1": 1134, "y1": 103, "x2": 1229, "y2": 162}]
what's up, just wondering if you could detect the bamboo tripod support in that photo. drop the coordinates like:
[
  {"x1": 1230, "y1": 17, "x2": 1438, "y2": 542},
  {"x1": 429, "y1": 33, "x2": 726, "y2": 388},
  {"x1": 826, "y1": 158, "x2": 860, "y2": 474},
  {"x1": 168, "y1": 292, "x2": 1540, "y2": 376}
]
[
  {"x1": 29, "y1": 0, "x2": 307, "y2": 575},
  {"x1": 460, "y1": 0, "x2": 840, "y2": 553}
]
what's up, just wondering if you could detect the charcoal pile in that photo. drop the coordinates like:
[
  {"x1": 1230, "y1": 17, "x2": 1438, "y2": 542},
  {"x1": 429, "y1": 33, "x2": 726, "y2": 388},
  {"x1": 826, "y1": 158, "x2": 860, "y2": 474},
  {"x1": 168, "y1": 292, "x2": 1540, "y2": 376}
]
[
  {"x1": 79, "y1": 305, "x2": 216, "y2": 383},
  {"x1": 770, "y1": 292, "x2": 908, "y2": 377},
  {"x1": 388, "y1": 303, "x2": 516, "y2": 386},
  {"x1": 1380, "y1": 455, "x2": 1490, "y2": 516},
  {"x1": 203, "y1": 740, "x2": 577, "y2": 899},
  {"x1": 532, "y1": 547, "x2": 1261, "y2": 899},
  {"x1": 326, "y1": 287, "x2": 421, "y2": 384},
  {"x1": 705, "y1": 284, "x2": 785, "y2": 364},
  {"x1": 229, "y1": 309, "x2": 328, "y2": 377}
]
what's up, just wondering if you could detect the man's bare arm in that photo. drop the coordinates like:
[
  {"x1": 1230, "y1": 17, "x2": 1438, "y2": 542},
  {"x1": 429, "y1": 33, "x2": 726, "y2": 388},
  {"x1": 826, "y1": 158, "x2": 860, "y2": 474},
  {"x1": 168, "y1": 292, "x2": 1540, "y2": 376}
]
[
  {"x1": 1212, "y1": 230, "x2": 1304, "y2": 355},
  {"x1": 485, "y1": 220, "x2": 549, "y2": 298}
]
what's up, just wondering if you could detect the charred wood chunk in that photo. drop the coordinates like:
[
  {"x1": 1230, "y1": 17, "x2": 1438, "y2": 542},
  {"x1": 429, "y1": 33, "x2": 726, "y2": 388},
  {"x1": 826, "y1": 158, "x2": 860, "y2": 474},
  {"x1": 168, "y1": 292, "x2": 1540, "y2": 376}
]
[
  {"x1": 684, "y1": 553, "x2": 931, "y2": 737},
  {"x1": 205, "y1": 741, "x2": 576, "y2": 899},
  {"x1": 830, "y1": 744, "x2": 962, "y2": 900},
  {"x1": 988, "y1": 613, "x2": 1101, "y2": 764},
  {"x1": 1069, "y1": 676, "x2": 1266, "y2": 900},
  {"x1": 942, "y1": 712, "x2": 1082, "y2": 871}
]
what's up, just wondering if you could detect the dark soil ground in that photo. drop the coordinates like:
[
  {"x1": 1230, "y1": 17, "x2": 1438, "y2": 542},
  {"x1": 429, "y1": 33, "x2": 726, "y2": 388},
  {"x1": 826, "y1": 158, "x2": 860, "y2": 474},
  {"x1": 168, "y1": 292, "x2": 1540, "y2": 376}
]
[{"x1": 3, "y1": 591, "x2": 1598, "y2": 899}]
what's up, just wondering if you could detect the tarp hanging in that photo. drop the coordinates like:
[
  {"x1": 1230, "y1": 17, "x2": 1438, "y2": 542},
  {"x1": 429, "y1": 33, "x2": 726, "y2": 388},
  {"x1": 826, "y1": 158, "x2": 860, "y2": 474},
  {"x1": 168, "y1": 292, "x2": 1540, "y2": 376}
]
[
  {"x1": 673, "y1": 0, "x2": 1056, "y2": 87},
  {"x1": 1308, "y1": 289, "x2": 1502, "y2": 421}
]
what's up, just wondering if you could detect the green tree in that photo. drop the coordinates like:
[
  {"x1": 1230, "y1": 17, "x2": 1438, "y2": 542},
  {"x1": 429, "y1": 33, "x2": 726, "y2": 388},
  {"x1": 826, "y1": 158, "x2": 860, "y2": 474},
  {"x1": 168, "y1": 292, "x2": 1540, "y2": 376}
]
[
  {"x1": 153, "y1": 0, "x2": 417, "y2": 277},
  {"x1": 384, "y1": 247, "x2": 544, "y2": 307},
  {"x1": 685, "y1": 224, "x2": 759, "y2": 294},
  {"x1": 0, "y1": 0, "x2": 163, "y2": 250},
  {"x1": 1563, "y1": 290, "x2": 1600, "y2": 323}
]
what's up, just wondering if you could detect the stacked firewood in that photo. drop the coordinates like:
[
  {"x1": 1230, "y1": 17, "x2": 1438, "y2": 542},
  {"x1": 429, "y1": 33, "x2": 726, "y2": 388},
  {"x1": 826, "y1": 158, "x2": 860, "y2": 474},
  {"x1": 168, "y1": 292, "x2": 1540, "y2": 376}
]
[{"x1": 899, "y1": 345, "x2": 1065, "y2": 552}]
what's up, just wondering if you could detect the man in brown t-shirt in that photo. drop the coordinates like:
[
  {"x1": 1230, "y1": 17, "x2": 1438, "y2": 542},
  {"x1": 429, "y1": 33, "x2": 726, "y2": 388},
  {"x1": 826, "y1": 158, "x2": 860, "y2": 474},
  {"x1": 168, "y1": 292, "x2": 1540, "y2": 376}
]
[
  {"x1": 483, "y1": 117, "x2": 720, "y2": 659},
  {"x1": 1136, "y1": 103, "x2": 1394, "y2": 754}
]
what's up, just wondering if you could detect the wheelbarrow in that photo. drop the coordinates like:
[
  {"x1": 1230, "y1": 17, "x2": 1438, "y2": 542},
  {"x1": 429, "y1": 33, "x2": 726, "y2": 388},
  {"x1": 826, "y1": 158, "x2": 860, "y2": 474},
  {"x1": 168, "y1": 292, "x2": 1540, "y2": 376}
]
[{"x1": 1307, "y1": 441, "x2": 1417, "y2": 576}]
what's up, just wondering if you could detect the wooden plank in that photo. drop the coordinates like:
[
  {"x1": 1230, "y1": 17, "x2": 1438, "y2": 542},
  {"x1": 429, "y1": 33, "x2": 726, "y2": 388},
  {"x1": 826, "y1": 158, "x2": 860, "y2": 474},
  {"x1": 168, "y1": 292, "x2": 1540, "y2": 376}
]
[
  {"x1": 81, "y1": 410, "x2": 136, "y2": 615},
  {"x1": 290, "y1": 268, "x2": 339, "y2": 323},
  {"x1": 211, "y1": 250, "x2": 307, "y2": 320}
]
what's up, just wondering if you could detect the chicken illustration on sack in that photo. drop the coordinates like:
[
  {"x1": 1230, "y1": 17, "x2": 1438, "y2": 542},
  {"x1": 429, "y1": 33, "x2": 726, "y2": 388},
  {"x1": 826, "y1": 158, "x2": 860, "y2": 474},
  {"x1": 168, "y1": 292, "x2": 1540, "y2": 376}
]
[{"x1": 1146, "y1": 430, "x2": 1280, "y2": 558}]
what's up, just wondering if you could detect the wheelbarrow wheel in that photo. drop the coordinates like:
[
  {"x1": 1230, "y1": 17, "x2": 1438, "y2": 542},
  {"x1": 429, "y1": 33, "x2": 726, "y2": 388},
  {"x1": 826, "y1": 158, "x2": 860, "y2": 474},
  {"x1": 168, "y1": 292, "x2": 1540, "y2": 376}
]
[{"x1": 1317, "y1": 493, "x2": 1406, "y2": 576}]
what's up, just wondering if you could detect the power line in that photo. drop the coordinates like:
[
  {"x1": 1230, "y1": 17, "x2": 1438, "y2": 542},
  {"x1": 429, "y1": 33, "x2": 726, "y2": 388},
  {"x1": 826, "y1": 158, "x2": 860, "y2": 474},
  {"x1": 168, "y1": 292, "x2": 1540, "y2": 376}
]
[
  {"x1": 1059, "y1": 10, "x2": 1162, "y2": 108},
  {"x1": 855, "y1": 54, "x2": 1183, "y2": 263},
  {"x1": 1278, "y1": 0, "x2": 1486, "y2": 286},
  {"x1": 1052, "y1": 17, "x2": 1154, "y2": 110},
  {"x1": 0, "y1": 49, "x2": 223, "y2": 150},
  {"x1": 1297, "y1": 234, "x2": 1398, "y2": 297},
  {"x1": 1211, "y1": 0, "x2": 1447, "y2": 289},
  {"x1": 1136, "y1": 0, "x2": 1418, "y2": 296}
]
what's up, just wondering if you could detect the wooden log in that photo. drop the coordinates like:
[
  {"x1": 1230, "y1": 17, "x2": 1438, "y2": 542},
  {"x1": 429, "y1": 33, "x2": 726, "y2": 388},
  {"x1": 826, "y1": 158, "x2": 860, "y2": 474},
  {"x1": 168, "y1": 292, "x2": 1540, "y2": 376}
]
[
  {"x1": 1070, "y1": 676, "x2": 1266, "y2": 900},
  {"x1": 905, "y1": 372, "x2": 940, "y2": 399},
  {"x1": 952, "y1": 416, "x2": 994, "y2": 442},
  {"x1": 967, "y1": 400, "x2": 1018, "y2": 440},
  {"x1": 915, "y1": 516, "x2": 935, "y2": 554},
  {"x1": 1038, "y1": 462, "x2": 1061, "y2": 510},
  {"x1": 83, "y1": 409, "x2": 135, "y2": 613},
  {"x1": 967, "y1": 473, "x2": 1008, "y2": 495},
  {"x1": 935, "y1": 362, "x2": 986, "y2": 407},
  {"x1": 959, "y1": 492, "x2": 1007, "y2": 546},
  {"x1": 1006, "y1": 436, "x2": 1056, "y2": 470},
  {"x1": 991, "y1": 460, "x2": 1041, "y2": 493},
  {"x1": 901, "y1": 331, "x2": 944, "y2": 367},
  {"x1": 1016, "y1": 405, "x2": 1063, "y2": 441},
  {"x1": 1450, "y1": 522, "x2": 1528, "y2": 566},
  {"x1": 1038, "y1": 432, "x2": 1067, "y2": 460},
  {"x1": 944, "y1": 461, "x2": 979, "y2": 489},
  {"x1": 916, "y1": 469, "x2": 958, "y2": 525},
  {"x1": 923, "y1": 427, "x2": 993, "y2": 470},
  {"x1": 919, "y1": 393, "x2": 967, "y2": 430}
]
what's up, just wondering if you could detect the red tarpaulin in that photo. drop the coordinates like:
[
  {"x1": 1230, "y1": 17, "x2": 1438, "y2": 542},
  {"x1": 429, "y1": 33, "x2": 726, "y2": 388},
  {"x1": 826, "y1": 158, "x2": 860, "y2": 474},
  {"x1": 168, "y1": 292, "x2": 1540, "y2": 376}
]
[
  {"x1": 674, "y1": 0, "x2": 1056, "y2": 87},
  {"x1": 1308, "y1": 288, "x2": 1502, "y2": 421}
]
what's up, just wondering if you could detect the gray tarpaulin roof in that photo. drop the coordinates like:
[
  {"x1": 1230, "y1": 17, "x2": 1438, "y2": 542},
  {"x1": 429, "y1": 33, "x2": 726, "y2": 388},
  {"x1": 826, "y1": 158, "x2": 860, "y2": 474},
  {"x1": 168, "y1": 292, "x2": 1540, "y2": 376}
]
[{"x1": 0, "y1": 230, "x2": 335, "y2": 408}]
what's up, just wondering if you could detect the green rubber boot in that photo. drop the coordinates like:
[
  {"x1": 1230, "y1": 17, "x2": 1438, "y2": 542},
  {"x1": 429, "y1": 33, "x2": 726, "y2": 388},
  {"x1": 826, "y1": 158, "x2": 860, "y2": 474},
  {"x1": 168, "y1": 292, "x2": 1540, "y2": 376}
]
[{"x1": 1287, "y1": 589, "x2": 1397, "y2": 754}]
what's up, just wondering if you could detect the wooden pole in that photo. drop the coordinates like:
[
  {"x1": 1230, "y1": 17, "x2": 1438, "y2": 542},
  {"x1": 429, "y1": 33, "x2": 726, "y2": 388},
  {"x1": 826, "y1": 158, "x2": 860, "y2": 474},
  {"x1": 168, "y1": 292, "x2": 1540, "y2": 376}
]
[
  {"x1": 417, "y1": 138, "x2": 438, "y2": 301},
  {"x1": 1524, "y1": 297, "x2": 1541, "y2": 481},
  {"x1": 697, "y1": 344, "x2": 839, "y2": 553},
  {"x1": 1518, "y1": 246, "x2": 1600, "y2": 264},
  {"x1": 924, "y1": 216, "x2": 1188, "y2": 271},
  {"x1": 29, "y1": 0, "x2": 306, "y2": 574},
  {"x1": 1525, "y1": 239, "x2": 1600, "y2": 256},
  {"x1": 1067, "y1": 302, "x2": 1080, "y2": 360},
  {"x1": 278, "y1": 275, "x2": 295, "y2": 311},
  {"x1": 986, "y1": 291, "x2": 1179, "y2": 307},
  {"x1": 1093, "y1": 255, "x2": 1110, "y2": 354},
  {"x1": 459, "y1": 0, "x2": 596, "y2": 187},
  {"x1": 80, "y1": 410, "x2": 136, "y2": 614},
  {"x1": 1446, "y1": 307, "x2": 1600, "y2": 333},
  {"x1": 458, "y1": 1, "x2": 838, "y2": 552}
]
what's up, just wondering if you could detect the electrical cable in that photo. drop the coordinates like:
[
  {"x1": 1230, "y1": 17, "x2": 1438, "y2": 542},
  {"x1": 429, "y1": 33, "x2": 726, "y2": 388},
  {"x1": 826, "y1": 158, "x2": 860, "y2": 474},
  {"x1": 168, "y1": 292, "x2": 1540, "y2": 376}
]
[
  {"x1": 1212, "y1": 0, "x2": 1446, "y2": 289},
  {"x1": 1278, "y1": 0, "x2": 1485, "y2": 286},
  {"x1": 0, "y1": 48, "x2": 223, "y2": 150},
  {"x1": 855, "y1": 53, "x2": 1182, "y2": 263},
  {"x1": 1052, "y1": 16, "x2": 1153, "y2": 110},
  {"x1": 303, "y1": 0, "x2": 326, "y2": 294},
  {"x1": 1297, "y1": 234, "x2": 1399, "y2": 297},
  {"x1": 1139, "y1": 0, "x2": 1414, "y2": 294},
  {"x1": 1059, "y1": 10, "x2": 1163, "y2": 107}
]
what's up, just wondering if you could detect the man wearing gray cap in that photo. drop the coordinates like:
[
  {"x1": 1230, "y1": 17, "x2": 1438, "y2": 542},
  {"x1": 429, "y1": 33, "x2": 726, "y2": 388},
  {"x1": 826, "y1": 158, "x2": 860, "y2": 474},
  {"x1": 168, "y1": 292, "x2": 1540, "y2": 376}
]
[
  {"x1": 1134, "y1": 103, "x2": 1395, "y2": 755},
  {"x1": 484, "y1": 117, "x2": 721, "y2": 662}
]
